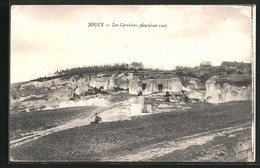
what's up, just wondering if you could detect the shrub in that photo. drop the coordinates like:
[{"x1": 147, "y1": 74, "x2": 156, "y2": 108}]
[
  {"x1": 199, "y1": 73, "x2": 211, "y2": 84},
  {"x1": 227, "y1": 69, "x2": 235, "y2": 75},
  {"x1": 200, "y1": 61, "x2": 212, "y2": 68},
  {"x1": 237, "y1": 70, "x2": 243, "y2": 75},
  {"x1": 180, "y1": 77, "x2": 190, "y2": 87}
]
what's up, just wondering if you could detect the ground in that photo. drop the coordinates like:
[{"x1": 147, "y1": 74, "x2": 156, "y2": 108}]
[{"x1": 10, "y1": 100, "x2": 253, "y2": 162}]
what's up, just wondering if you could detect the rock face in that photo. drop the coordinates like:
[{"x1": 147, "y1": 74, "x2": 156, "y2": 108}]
[
  {"x1": 129, "y1": 78, "x2": 183, "y2": 95},
  {"x1": 180, "y1": 77, "x2": 206, "y2": 101},
  {"x1": 10, "y1": 78, "x2": 73, "y2": 113},
  {"x1": 10, "y1": 73, "x2": 133, "y2": 113},
  {"x1": 10, "y1": 73, "x2": 252, "y2": 113},
  {"x1": 205, "y1": 77, "x2": 252, "y2": 103}
]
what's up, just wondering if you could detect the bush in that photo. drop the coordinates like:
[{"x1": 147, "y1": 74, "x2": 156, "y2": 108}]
[
  {"x1": 227, "y1": 69, "x2": 235, "y2": 75},
  {"x1": 183, "y1": 96, "x2": 190, "y2": 103},
  {"x1": 199, "y1": 73, "x2": 211, "y2": 84},
  {"x1": 237, "y1": 71, "x2": 243, "y2": 75},
  {"x1": 215, "y1": 75, "x2": 251, "y2": 87},
  {"x1": 181, "y1": 77, "x2": 190, "y2": 87},
  {"x1": 200, "y1": 61, "x2": 212, "y2": 68}
]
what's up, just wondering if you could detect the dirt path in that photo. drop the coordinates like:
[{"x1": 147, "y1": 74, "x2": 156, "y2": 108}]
[
  {"x1": 10, "y1": 98, "x2": 136, "y2": 148},
  {"x1": 10, "y1": 105, "x2": 112, "y2": 148},
  {"x1": 102, "y1": 123, "x2": 252, "y2": 161},
  {"x1": 10, "y1": 96, "x2": 181, "y2": 148}
]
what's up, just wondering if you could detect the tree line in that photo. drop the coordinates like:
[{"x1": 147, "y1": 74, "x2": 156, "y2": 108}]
[
  {"x1": 54, "y1": 62, "x2": 144, "y2": 76},
  {"x1": 33, "y1": 61, "x2": 250, "y2": 84}
]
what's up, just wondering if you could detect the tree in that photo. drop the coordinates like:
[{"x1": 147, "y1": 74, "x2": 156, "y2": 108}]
[
  {"x1": 130, "y1": 62, "x2": 144, "y2": 70},
  {"x1": 200, "y1": 61, "x2": 212, "y2": 68},
  {"x1": 54, "y1": 70, "x2": 60, "y2": 75}
]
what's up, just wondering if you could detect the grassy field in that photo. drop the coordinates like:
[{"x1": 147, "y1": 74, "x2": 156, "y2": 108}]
[
  {"x1": 10, "y1": 106, "x2": 97, "y2": 141},
  {"x1": 10, "y1": 101, "x2": 252, "y2": 161}
]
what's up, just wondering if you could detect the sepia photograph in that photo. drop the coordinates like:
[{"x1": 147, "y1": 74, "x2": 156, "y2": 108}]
[{"x1": 10, "y1": 5, "x2": 255, "y2": 162}]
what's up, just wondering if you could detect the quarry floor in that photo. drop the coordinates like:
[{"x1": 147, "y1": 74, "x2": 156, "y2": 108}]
[{"x1": 9, "y1": 97, "x2": 254, "y2": 162}]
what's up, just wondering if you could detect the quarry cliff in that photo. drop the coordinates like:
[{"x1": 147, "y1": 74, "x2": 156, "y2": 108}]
[
  {"x1": 10, "y1": 71, "x2": 252, "y2": 113},
  {"x1": 205, "y1": 75, "x2": 252, "y2": 103}
]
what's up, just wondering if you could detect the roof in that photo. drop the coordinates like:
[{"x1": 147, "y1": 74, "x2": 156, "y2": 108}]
[{"x1": 221, "y1": 61, "x2": 251, "y2": 67}]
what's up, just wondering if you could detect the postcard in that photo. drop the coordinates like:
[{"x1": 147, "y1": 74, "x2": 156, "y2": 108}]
[{"x1": 10, "y1": 5, "x2": 255, "y2": 162}]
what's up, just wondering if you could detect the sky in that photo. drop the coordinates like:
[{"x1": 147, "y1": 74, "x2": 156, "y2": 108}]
[{"x1": 11, "y1": 5, "x2": 254, "y2": 83}]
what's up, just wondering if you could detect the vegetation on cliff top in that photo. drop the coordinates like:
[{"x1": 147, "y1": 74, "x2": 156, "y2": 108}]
[
  {"x1": 54, "y1": 62, "x2": 144, "y2": 76},
  {"x1": 213, "y1": 74, "x2": 252, "y2": 87},
  {"x1": 31, "y1": 62, "x2": 144, "y2": 82},
  {"x1": 174, "y1": 61, "x2": 251, "y2": 86},
  {"x1": 30, "y1": 61, "x2": 251, "y2": 86}
]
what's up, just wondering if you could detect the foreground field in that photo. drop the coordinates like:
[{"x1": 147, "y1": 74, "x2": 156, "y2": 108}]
[
  {"x1": 10, "y1": 101, "x2": 253, "y2": 162},
  {"x1": 10, "y1": 106, "x2": 97, "y2": 141}
]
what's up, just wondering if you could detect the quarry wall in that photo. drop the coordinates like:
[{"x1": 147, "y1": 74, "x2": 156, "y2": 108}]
[
  {"x1": 205, "y1": 77, "x2": 252, "y2": 103},
  {"x1": 129, "y1": 78, "x2": 183, "y2": 95},
  {"x1": 10, "y1": 73, "x2": 253, "y2": 113}
]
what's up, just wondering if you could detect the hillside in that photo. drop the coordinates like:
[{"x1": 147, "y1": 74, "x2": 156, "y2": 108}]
[
  {"x1": 9, "y1": 62, "x2": 254, "y2": 162},
  {"x1": 10, "y1": 101, "x2": 253, "y2": 162},
  {"x1": 10, "y1": 66, "x2": 252, "y2": 113}
]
